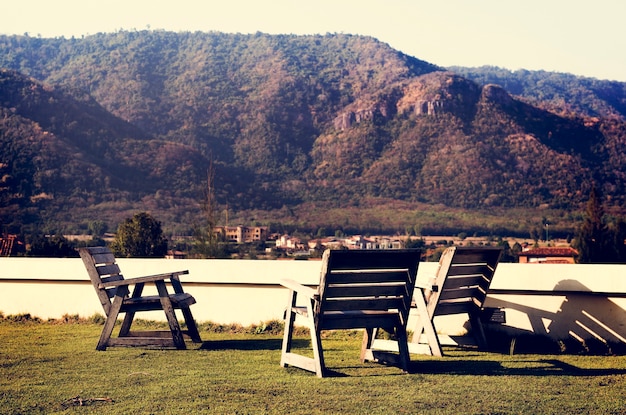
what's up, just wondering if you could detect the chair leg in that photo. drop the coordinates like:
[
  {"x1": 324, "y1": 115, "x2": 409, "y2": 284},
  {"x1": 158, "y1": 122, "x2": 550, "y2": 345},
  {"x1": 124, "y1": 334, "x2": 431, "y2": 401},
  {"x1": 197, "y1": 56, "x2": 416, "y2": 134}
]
[
  {"x1": 181, "y1": 307, "x2": 202, "y2": 343},
  {"x1": 119, "y1": 311, "x2": 135, "y2": 337},
  {"x1": 98, "y1": 316, "x2": 116, "y2": 351},
  {"x1": 120, "y1": 283, "x2": 142, "y2": 336},
  {"x1": 360, "y1": 327, "x2": 375, "y2": 363},
  {"x1": 280, "y1": 293, "x2": 326, "y2": 377},
  {"x1": 395, "y1": 325, "x2": 411, "y2": 373},
  {"x1": 470, "y1": 313, "x2": 488, "y2": 350},
  {"x1": 156, "y1": 281, "x2": 186, "y2": 349},
  {"x1": 305, "y1": 299, "x2": 325, "y2": 378},
  {"x1": 98, "y1": 295, "x2": 125, "y2": 351},
  {"x1": 280, "y1": 290, "x2": 298, "y2": 367}
]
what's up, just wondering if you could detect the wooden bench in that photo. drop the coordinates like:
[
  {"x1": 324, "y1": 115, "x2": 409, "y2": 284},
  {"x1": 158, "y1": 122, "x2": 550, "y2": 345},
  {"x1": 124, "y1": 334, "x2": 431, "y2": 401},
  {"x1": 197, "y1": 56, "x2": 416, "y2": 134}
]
[
  {"x1": 79, "y1": 246, "x2": 202, "y2": 350},
  {"x1": 280, "y1": 249, "x2": 421, "y2": 377}
]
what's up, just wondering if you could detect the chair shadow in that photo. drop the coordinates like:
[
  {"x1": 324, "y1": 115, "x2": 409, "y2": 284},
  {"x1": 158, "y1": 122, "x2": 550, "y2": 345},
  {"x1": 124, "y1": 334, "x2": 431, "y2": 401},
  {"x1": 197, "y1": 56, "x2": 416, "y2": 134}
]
[
  {"x1": 197, "y1": 338, "x2": 315, "y2": 351},
  {"x1": 408, "y1": 358, "x2": 626, "y2": 377},
  {"x1": 487, "y1": 279, "x2": 626, "y2": 355},
  {"x1": 198, "y1": 338, "x2": 285, "y2": 351}
]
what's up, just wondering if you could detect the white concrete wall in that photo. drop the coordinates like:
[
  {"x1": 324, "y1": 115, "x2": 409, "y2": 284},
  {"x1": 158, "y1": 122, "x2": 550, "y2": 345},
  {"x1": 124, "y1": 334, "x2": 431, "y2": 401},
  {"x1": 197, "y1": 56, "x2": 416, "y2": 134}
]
[{"x1": 2, "y1": 258, "x2": 626, "y2": 345}]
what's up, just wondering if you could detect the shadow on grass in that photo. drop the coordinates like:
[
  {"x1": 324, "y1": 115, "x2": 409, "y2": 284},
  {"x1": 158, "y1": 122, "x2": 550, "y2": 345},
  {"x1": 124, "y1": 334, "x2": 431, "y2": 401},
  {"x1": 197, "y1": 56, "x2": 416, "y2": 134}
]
[
  {"x1": 198, "y1": 338, "x2": 309, "y2": 351},
  {"x1": 409, "y1": 358, "x2": 626, "y2": 377}
]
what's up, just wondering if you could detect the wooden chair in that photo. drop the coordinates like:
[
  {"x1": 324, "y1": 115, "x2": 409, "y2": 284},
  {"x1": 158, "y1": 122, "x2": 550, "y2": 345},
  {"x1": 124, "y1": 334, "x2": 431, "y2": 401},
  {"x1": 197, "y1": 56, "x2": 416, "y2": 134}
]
[
  {"x1": 411, "y1": 246, "x2": 503, "y2": 356},
  {"x1": 280, "y1": 249, "x2": 421, "y2": 377},
  {"x1": 79, "y1": 246, "x2": 202, "y2": 350}
]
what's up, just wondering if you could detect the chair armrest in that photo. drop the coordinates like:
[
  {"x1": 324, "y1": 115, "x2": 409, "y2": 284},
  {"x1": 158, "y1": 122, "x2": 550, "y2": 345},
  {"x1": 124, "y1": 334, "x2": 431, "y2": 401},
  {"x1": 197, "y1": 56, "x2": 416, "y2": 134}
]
[
  {"x1": 280, "y1": 278, "x2": 318, "y2": 300},
  {"x1": 99, "y1": 270, "x2": 189, "y2": 288}
]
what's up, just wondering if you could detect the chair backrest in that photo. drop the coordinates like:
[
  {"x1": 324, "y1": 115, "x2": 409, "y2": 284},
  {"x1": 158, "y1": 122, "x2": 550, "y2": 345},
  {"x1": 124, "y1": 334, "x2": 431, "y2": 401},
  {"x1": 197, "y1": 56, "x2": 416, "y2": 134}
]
[
  {"x1": 78, "y1": 246, "x2": 125, "y2": 315},
  {"x1": 316, "y1": 249, "x2": 421, "y2": 330},
  {"x1": 427, "y1": 246, "x2": 502, "y2": 317}
]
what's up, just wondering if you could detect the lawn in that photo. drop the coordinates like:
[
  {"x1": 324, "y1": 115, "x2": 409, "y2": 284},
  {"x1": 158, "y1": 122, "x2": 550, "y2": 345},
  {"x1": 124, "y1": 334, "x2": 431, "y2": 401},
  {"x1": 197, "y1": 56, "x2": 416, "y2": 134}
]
[{"x1": 1, "y1": 319, "x2": 626, "y2": 414}]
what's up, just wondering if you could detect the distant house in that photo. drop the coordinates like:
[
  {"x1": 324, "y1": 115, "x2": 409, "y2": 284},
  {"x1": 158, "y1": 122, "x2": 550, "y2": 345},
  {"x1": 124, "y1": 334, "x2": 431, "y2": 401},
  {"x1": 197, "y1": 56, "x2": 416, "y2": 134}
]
[
  {"x1": 518, "y1": 247, "x2": 579, "y2": 264},
  {"x1": 344, "y1": 235, "x2": 367, "y2": 249},
  {"x1": 275, "y1": 235, "x2": 304, "y2": 250},
  {"x1": 0, "y1": 234, "x2": 23, "y2": 256},
  {"x1": 305, "y1": 235, "x2": 404, "y2": 250},
  {"x1": 307, "y1": 237, "x2": 343, "y2": 250},
  {"x1": 213, "y1": 226, "x2": 268, "y2": 243},
  {"x1": 365, "y1": 237, "x2": 403, "y2": 250},
  {"x1": 165, "y1": 250, "x2": 186, "y2": 259}
]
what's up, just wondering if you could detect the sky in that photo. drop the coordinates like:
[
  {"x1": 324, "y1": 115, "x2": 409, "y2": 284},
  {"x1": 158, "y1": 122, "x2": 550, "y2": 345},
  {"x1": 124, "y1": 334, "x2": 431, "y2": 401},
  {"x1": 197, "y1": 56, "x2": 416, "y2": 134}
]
[{"x1": 2, "y1": 0, "x2": 625, "y2": 82}]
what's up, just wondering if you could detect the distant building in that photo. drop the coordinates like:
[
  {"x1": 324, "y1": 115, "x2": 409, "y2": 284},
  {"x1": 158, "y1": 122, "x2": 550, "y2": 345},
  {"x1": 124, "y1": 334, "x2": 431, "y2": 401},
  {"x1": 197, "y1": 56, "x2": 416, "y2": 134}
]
[
  {"x1": 308, "y1": 237, "x2": 343, "y2": 250},
  {"x1": 165, "y1": 250, "x2": 187, "y2": 259},
  {"x1": 0, "y1": 234, "x2": 23, "y2": 256},
  {"x1": 213, "y1": 226, "x2": 268, "y2": 243},
  {"x1": 275, "y1": 235, "x2": 304, "y2": 250},
  {"x1": 364, "y1": 237, "x2": 403, "y2": 250},
  {"x1": 306, "y1": 235, "x2": 404, "y2": 251},
  {"x1": 518, "y1": 247, "x2": 579, "y2": 264}
]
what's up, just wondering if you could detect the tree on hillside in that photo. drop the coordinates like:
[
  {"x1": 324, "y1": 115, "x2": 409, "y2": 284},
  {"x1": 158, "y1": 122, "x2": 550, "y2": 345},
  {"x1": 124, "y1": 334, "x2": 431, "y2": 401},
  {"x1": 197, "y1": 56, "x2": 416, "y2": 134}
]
[
  {"x1": 28, "y1": 234, "x2": 77, "y2": 257},
  {"x1": 88, "y1": 220, "x2": 107, "y2": 237},
  {"x1": 573, "y1": 187, "x2": 609, "y2": 263},
  {"x1": 111, "y1": 212, "x2": 168, "y2": 258},
  {"x1": 608, "y1": 219, "x2": 626, "y2": 262},
  {"x1": 191, "y1": 159, "x2": 227, "y2": 258}
]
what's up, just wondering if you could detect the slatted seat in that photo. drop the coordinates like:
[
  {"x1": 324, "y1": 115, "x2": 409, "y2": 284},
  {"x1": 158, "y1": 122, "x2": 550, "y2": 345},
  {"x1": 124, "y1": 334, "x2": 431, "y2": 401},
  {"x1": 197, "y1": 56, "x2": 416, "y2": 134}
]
[
  {"x1": 280, "y1": 249, "x2": 421, "y2": 377},
  {"x1": 79, "y1": 246, "x2": 202, "y2": 350},
  {"x1": 411, "y1": 246, "x2": 502, "y2": 356}
]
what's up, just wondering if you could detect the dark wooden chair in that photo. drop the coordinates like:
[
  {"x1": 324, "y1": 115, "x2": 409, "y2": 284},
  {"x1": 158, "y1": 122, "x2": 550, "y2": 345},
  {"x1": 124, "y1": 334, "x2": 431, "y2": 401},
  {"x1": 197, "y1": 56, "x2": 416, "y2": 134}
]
[
  {"x1": 79, "y1": 246, "x2": 202, "y2": 350},
  {"x1": 280, "y1": 249, "x2": 421, "y2": 377},
  {"x1": 411, "y1": 246, "x2": 503, "y2": 356}
]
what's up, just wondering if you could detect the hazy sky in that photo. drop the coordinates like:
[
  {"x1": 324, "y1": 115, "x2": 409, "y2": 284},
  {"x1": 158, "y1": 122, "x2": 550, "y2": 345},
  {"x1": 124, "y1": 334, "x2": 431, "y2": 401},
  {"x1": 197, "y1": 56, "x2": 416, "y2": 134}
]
[{"x1": 3, "y1": 0, "x2": 625, "y2": 81}]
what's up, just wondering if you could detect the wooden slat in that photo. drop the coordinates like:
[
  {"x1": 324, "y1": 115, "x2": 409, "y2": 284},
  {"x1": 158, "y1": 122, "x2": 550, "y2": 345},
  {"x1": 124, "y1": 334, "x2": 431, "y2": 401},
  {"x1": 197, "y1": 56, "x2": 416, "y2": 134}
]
[
  {"x1": 91, "y1": 252, "x2": 116, "y2": 265},
  {"x1": 323, "y1": 297, "x2": 406, "y2": 312},
  {"x1": 124, "y1": 330, "x2": 196, "y2": 339},
  {"x1": 449, "y1": 248, "x2": 501, "y2": 265},
  {"x1": 326, "y1": 249, "x2": 421, "y2": 270},
  {"x1": 321, "y1": 314, "x2": 400, "y2": 330},
  {"x1": 324, "y1": 283, "x2": 408, "y2": 298},
  {"x1": 107, "y1": 337, "x2": 176, "y2": 347},
  {"x1": 441, "y1": 275, "x2": 490, "y2": 290},
  {"x1": 99, "y1": 274, "x2": 124, "y2": 284},
  {"x1": 100, "y1": 271, "x2": 189, "y2": 288},
  {"x1": 95, "y1": 263, "x2": 122, "y2": 276},
  {"x1": 438, "y1": 286, "x2": 485, "y2": 300},
  {"x1": 121, "y1": 293, "x2": 196, "y2": 312},
  {"x1": 326, "y1": 269, "x2": 410, "y2": 285},
  {"x1": 86, "y1": 246, "x2": 111, "y2": 254},
  {"x1": 435, "y1": 299, "x2": 481, "y2": 315},
  {"x1": 281, "y1": 352, "x2": 318, "y2": 373},
  {"x1": 446, "y1": 264, "x2": 495, "y2": 277}
]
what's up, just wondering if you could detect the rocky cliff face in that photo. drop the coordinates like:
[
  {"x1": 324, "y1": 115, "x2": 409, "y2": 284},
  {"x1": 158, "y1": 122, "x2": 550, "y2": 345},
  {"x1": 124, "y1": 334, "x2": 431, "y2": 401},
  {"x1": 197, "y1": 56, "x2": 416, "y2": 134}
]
[{"x1": 333, "y1": 72, "x2": 485, "y2": 130}]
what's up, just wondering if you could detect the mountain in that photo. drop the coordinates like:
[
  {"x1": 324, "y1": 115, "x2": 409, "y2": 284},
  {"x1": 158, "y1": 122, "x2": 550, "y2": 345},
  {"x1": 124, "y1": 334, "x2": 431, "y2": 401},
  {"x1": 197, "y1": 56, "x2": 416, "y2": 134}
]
[
  {"x1": 1, "y1": 31, "x2": 626, "y2": 236},
  {"x1": 448, "y1": 65, "x2": 626, "y2": 120},
  {"x1": 0, "y1": 68, "x2": 213, "y2": 233}
]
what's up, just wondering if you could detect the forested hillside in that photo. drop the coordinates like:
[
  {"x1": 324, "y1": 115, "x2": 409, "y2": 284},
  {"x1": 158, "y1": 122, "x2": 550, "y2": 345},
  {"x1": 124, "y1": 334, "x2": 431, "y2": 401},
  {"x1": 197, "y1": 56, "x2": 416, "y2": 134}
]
[
  {"x1": 449, "y1": 65, "x2": 626, "y2": 120},
  {"x1": 1, "y1": 31, "x2": 626, "y2": 237}
]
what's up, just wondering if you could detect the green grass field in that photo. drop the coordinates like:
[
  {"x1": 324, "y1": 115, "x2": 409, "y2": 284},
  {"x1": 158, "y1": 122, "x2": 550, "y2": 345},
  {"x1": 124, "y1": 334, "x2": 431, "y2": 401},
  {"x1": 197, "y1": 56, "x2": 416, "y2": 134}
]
[{"x1": 2, "y1": 318, "x2": 626, "y2": 414}]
